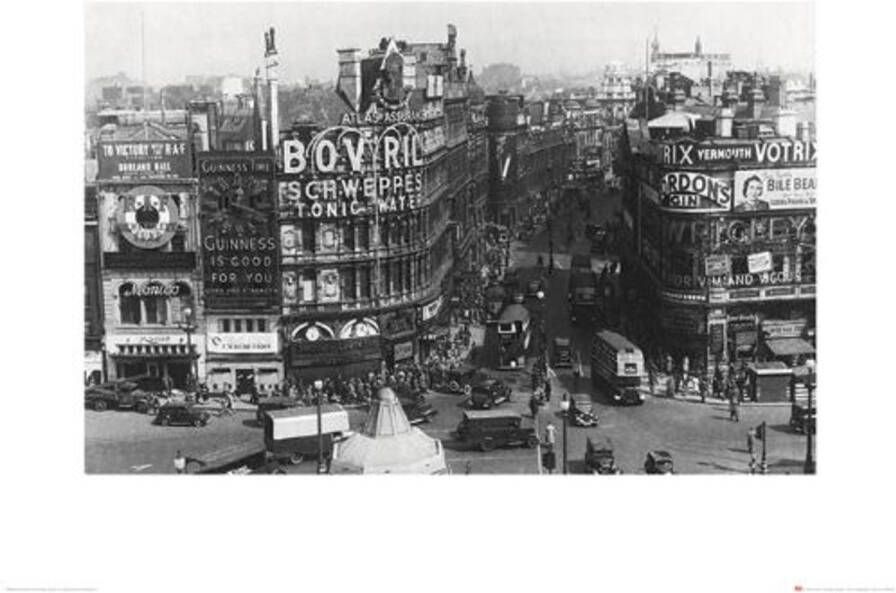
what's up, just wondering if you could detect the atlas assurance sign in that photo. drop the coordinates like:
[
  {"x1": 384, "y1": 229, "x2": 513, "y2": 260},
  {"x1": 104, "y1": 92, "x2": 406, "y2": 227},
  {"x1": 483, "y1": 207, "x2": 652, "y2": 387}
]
[{"x1": 206, "y1": 333, "x2": 278, "y2": 354}]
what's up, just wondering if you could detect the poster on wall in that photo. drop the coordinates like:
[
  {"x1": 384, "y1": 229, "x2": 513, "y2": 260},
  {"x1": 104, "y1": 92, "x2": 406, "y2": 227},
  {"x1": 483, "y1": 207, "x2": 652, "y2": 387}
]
[
  {"x1": 747, "y1": 251, "x2": 773, "y2": 274},
  {"x1": 98, "y1": 140, "x2": 192, "y2": 180},
  {"x1": 733, "y1": 168, "x2": 816, "y2": 211},
  {"x1": 318, "y1": 269, "x2": 340, "y2": 303},
  {"x1": 199, "y1": 154, "x2": 278, "y2": 308},
  {"x1": 660, "y1": 172, "x2": 732, "y2": 213}
]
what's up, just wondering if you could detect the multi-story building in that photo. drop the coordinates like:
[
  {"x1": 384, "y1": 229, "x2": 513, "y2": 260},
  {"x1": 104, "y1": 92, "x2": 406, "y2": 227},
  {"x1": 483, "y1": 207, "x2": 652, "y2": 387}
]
[
  {"x1": 85, "y1": 159, "x2": 105, "y2": 384},
  {"x1": 94, "y1": 119, "x2": 204, "y2": 388},
  {"x1": 595, "y1": 62, "x2": 638, "y2": 124},
  {"x1": 275, "y1": 26, "x2": 474, "y2": 378},
  {"x1": 649, "y1": 34, "x2": 732, "y2": 92},
  {"x1": 486, "y1": 94, "x2": 573, "y2": 228},
  {"x1": 619, "y1": 84, "x2": 816, "y2": 371}
]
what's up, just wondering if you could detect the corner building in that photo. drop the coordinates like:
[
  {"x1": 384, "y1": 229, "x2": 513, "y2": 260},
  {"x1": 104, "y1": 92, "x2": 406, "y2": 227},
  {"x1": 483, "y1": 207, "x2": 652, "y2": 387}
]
[
  {"x1": 620, "y1": 88, "x2": 817, "y2": 370},
  {"x1": 276, "y1": 28, "x2": 477, "y2": 379}
]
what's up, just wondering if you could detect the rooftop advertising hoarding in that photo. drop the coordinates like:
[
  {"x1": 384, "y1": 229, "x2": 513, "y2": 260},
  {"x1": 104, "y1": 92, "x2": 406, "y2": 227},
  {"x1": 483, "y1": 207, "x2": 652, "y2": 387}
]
[
  {"x1": 659, "y1": 139, "x2": 817, "y2": 168},
  {"x1": 733, "y1": 168, "x2": 816, "y2": 211},
  {"x1": 199, "y1": 154, "x2": 279, "y2": 309},
  {"x1": 278, "y1": 123, "x2": 425, "y2": 220},
  {"x1": 97, "y1": 140, "x2": 192, "y2": 181}
]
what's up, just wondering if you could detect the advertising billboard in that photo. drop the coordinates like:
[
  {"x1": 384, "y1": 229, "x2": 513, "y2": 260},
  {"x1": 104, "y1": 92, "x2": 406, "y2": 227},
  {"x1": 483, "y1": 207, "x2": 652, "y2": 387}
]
[
  {"x1": 660, "y1": 172, "x2": 732, "y2": 213},
  {"x1": 199, "y1": 154, "x2": 278, "y2": 309},
  {"x1": 97, "y1": 140, "x2": 192, "y2": 180},
  {"x1": 733, "y1": 168, "x2": 816, "y2": 211},
  {"x1": 278, "y1": 124, "x2": 425, "y2": 219},
  {"x1": 660, "y1": 139, "x2": 817, "y2": 167}
]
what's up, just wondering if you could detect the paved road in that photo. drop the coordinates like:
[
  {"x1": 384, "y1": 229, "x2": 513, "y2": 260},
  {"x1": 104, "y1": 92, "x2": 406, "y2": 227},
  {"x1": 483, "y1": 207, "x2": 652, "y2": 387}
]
[{"x1": 85, "y1": 184, "x2": 811, "y2": 475}]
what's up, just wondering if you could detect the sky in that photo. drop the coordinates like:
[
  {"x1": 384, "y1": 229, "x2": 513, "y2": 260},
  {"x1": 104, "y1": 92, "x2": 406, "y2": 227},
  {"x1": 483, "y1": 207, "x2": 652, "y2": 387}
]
[{"x1": 85, "y1": 2, "x2": 815, "y2": 85}]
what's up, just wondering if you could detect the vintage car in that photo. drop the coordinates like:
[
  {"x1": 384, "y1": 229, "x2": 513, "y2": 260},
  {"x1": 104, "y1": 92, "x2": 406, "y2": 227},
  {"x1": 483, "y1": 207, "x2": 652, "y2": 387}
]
[
  {"x1": 525, "y1": 276, "x2": 547, "y2": 298},
  {"x1": 431, "y1": 363, "x2": 479, "y2": 395},
  {"x1": 552, "y1": 337, "x2": 573, "y2": 368},
  {"x1": 255, "y1": 396, "x2": 303, "y2": 423},
  {"x1": 454, "y1": 410, "x2": 539, "y2": 452},
  {"x1": 466, "y1": 378, "x2": 512, "y2": 410},
  {"x1": 153, "y1": 402, "x2": 210, "y2": 427},
  {"x1": 585, "y1": 438, "x2": 621, "y2": 474},
  {"x1": 644, "y1": 450, "x2": 674, "y2": 474},
  {"x1": 789, "y1": 401, "x2": 816, "y2": 435},
  {"x1": 568, "y1": 393, "x2": 598, "y2": 428},
  {"x1": 401, "y1": 397, "x2": 438, "y2": 425},
  {"x1": 85, "y1": 378, "x2": 161, "y2": 414}
]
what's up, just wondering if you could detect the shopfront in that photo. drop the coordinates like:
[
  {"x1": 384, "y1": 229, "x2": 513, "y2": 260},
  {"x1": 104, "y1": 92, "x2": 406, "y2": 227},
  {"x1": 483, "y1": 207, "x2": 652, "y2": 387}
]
[
  {"x1": 286, "y1": 318, "x2": 383, "y2": 381},
  {"x1": 204, "y1": 329, "x2": 282, "y2": 394},
  {"x1": 107, "y1": 333, "x2": 199, "y2": 389}
]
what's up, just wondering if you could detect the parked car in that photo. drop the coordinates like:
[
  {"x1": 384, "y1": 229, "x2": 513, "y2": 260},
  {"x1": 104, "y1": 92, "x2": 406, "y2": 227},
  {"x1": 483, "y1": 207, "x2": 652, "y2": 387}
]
[
  {"x1": 454, "y1": 410, "x2": 539, "y2": 452},
  {"x1": 467, "y1": 378, "x2": 512, "y2": 410},
  {"x1": 256, "y1": 396, "x2": 302, "y2": 423},
  {"x1": 789, "y1": 401, "x2": 816, "y2": 435},
  {"x1": 526, "y1": 276, "x2": 547, "y2": 298},
  {"x1": 154, "y1": 403, "x2": 210, "y2": 427},
  {"x1": 585, "y1": 438, "x2": 621, "y2": 474},
  {"x1": 85, "y1": 379, "x2": 160, "y2": 413},
  {"x1": 644, "y1": 450, "x2": 674, "y2": 474}
]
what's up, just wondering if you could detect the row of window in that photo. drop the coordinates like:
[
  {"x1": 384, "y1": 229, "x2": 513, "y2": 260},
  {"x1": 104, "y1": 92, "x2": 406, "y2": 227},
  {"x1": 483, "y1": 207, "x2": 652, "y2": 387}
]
[{"x1": 217, "y1": 318, "x2": 269, "y2": 333}]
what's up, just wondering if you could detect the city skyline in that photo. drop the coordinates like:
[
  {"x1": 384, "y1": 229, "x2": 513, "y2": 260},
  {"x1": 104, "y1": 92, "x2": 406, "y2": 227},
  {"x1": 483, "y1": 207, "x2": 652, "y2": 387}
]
[{"x1": 86, "y1": 2, "x2": 815, "y2": 87}]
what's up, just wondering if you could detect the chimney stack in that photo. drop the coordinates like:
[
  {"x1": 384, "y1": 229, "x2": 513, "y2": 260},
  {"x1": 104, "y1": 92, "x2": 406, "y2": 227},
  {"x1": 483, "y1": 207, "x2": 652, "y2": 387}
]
[
  {"x1": 775, "y1": 109, "x2": 797, "y2": 137},
  {"x1": 716, "y1": 108, "x2": 734, "y2": 138},
  {"x1": 748, "y1": 87, "x2": 765, "y2": 120},
  {"x1": 337, "y1": 48, "x2": 362, "y2": 112}
]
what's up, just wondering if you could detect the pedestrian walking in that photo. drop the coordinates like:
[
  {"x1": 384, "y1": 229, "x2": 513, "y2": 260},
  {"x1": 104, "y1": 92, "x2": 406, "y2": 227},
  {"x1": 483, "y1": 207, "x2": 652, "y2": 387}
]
[
  {"x1": 729, "y1": 395, "x2": 740, "y2": 422},
  {"x1": 544, "y1": 423, "x2": 557, "y2": 448},
  {"x1": 666, "y1": 375, "x2": 675, "y2": 399},
  {"x1": 529, "y1": 394, "x2": 540, "y2": 419},
  {"x1": 544, "y1": 378, "x2": 552, "y2": 403},
  {"x1": 699, "y1": 376, "x2": 708, "y2": 403},
  {"x1": 173, "y1": 450, "x2": 186, "y2": 474}
]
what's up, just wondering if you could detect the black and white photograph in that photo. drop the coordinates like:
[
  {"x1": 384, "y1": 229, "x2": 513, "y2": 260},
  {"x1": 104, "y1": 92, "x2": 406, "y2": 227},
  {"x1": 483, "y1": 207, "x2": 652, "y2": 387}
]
[
  {"x1": 2, "y1": 2, "x2": 894, "y2": 592},
  {"x1": 81, "y1": 1, "x2": 818, "y2": 477}
]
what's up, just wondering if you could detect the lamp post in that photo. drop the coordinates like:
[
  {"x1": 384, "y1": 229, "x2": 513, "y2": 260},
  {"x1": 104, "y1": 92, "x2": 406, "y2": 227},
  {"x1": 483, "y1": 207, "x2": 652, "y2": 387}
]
[
  {"x1": 178, "y1": 305, "x2": 198, "y2": 391},
  {"x1": 547, "y1": 216, "x2": 555, "y2": 275},
  {"x1": 804, "y1": 359, "x2": 816, "y2": 474},
  {"x1": 559, "y1": 393, "x2": 570, "y2": 474},
  {"x1": 314, "y1": 378, "x2": 325, "y2": 474},
  {"x1": 535, "y1": 289, "x2": 546, "y2": 362}
]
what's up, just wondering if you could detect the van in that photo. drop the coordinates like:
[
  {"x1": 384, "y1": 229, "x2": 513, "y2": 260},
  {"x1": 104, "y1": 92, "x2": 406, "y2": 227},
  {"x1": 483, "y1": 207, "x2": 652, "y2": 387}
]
[{"x1": 454, "y1": 410, "x2": 538, "y2": 452}]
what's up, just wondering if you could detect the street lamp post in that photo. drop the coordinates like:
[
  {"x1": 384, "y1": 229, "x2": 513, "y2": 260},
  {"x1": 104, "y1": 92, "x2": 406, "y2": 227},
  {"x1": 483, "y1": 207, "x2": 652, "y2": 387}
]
[
  {"x1": 804, "y1": 360, "x2": 816, "y2": 474},
  {"x1": 179, "y1": 305, "x2": 198, "y2": 391},
  {"x1": 314, "y1": 378, "x2": 325, "y2": 474},
  {"x1": 559, "y1": 393, "x2": 570, "y2": 474}
]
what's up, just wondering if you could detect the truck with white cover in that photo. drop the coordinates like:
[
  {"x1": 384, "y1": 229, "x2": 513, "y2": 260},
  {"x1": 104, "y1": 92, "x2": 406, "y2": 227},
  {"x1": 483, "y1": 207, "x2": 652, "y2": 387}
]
[{"x1": 263, "y1": 405, "x2": 351, "y2": 465}]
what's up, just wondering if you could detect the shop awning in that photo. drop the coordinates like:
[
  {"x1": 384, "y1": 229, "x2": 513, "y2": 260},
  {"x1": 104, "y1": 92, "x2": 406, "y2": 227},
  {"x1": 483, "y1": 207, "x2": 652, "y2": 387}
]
[{"x1": 766, "y1": 338, "x2": 816, "y2": 357}]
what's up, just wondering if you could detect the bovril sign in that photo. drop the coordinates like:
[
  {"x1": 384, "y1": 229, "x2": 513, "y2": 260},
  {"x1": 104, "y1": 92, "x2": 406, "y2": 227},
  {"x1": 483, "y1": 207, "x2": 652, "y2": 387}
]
[{"x1": 206, "y1": 333, "x2": 278, "y2": 354}]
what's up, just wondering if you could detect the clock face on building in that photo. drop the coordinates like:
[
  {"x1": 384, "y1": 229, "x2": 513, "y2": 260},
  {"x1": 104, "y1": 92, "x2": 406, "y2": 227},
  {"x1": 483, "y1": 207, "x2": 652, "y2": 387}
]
[
  {"x1": 116, "y1": 186, "x2": 181, "y2": 249},
  {"x1": 200, "y1": 173, "x2": 273, "y2": 235}
]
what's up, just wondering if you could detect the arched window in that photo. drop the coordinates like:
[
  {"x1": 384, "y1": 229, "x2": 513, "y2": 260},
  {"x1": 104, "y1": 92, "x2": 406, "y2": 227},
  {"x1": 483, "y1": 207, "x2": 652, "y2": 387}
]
[
  {"x1": 143, "y1": 282, "x2": 168, "y2": 325},
  {"x1": 119, "y1": 283, "x2": 141, "y2": 325}
]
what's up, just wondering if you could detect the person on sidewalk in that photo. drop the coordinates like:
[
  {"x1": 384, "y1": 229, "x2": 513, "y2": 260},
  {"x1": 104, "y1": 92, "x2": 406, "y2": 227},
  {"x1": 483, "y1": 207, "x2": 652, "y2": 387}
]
[
  {"x1": 173, "y1": 450, "x2": 186, "y2": 474},
  {"x1": 529, "y1": 394, "x2": 541, "y2": 419},
  {"x1": 729, "y1": 393, "x2": 740, "y2": 422},
  {"x1": 544, "y1": 378, "x2": 552, "y2": 403},
  {"x1": 572, "y1": 355, "x2": 582, "y2": 393},
  {"x1": 699, "y1": 376, "x2": 708, "y2": 403}
]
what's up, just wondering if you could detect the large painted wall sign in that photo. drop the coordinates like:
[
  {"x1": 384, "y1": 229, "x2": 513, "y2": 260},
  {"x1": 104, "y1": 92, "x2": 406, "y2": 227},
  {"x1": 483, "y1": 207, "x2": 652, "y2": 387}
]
[{"x1": 116, "y1": 185, "x2": 181, "y2": 249}]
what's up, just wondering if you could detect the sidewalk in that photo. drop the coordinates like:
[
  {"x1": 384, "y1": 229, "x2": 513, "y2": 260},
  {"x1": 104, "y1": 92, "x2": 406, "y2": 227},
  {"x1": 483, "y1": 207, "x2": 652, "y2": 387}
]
[{"x1": 645, "y1": 372, "x2": 791, "y2": 407}]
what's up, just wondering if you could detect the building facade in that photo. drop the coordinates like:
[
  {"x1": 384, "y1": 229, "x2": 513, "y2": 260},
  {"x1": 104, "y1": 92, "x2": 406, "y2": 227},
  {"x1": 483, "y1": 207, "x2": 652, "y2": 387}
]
[
  {"x1": 95, "y1": 122, "x2": 204, "y2": 388},
  {"x1": 275, "y1": 29, "x2": 473, "y2": 379},
  {"x1": 620, "y1": 90, "x2": 816, "y2": 371}
]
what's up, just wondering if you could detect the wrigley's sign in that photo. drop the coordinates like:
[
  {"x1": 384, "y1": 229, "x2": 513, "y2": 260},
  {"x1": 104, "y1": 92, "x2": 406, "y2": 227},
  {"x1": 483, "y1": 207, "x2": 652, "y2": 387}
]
[{"x1": 660, "y1": 140, "x2": 817, "y2": 167}]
